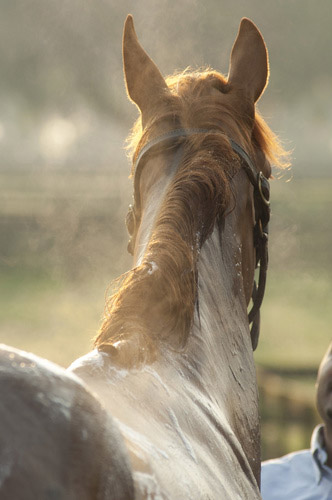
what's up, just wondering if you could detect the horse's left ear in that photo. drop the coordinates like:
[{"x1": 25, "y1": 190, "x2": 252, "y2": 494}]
[
  {"x1": 123, "y1": 15, "x2": 170, "y2": 123},
  {"x1": 228, "y1": 18, "x2": 269, "y2": 103}
]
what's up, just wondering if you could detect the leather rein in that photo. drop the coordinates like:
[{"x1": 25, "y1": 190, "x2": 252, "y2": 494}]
[{"x1": 126, "y1": 128, "x2": 270, "y2": 351}]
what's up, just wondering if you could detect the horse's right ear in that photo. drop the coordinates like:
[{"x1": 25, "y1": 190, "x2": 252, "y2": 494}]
[
  {"x1": 123, "y1": 15, "x2": 169, "y2": 124},
  {"x1": 228, "y1": 18, "x2": 269, "y2": 103}
]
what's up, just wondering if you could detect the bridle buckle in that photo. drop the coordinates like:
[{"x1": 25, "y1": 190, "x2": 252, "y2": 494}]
[{"x1": 257, "y1": 172, "x2": 270, "y2": 207}]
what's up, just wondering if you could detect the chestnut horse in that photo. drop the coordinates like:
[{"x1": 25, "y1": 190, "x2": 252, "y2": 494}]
[
  {"x1": 0, "y1": 16, "x2": 287, "y2": 500},
  {"x1": 69, "y1": 15, "x2": 286, "y2": 499}
]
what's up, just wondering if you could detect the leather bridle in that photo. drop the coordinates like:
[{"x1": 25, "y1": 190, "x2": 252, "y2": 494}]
[{"x1": 126, "y1": 128, "x2": 270, "y2": 351}]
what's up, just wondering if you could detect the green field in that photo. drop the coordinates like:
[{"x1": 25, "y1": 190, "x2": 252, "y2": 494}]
[
  {"x1": 1, "y1": 169, "x2": 132, "y2": 366},
  {"x1": 255, "y1": 178, "x2": 332, "y2": 369}
]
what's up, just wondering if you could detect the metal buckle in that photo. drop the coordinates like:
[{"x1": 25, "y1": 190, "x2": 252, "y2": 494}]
[{"x1": 257, "y1": 172, "x2": 270, "y2": 206}]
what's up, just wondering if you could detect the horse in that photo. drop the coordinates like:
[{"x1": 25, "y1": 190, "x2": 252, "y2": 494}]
[
  {"x1": 0, "y1": 344, "x2": 134, "y2": 499},
  {"x1": 68, "y1": 15, "x2": 287, "y2": 499}
]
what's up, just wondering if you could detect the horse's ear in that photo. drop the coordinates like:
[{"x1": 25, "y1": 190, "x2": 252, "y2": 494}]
[
  {"x1": 228, "y1": 18, "x2": 269, "y2": 103},
  {"x1": 123, "y1": 15, "x2": 169, "y2": 121}
]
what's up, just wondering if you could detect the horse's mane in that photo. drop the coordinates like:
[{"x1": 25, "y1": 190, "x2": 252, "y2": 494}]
[{"x1": 94, "y1": 69, "x2": 289, "y2": 366}]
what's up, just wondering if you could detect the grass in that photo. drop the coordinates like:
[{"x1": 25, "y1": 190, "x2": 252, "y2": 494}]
[
  {"x1": 0, "y1": 167, "x2": 133, "y2": 366},
  {"x1": 255, "y1": 269, "x2": 332, "y2": 369},
  {"x1": 0, "y1": 267, "x2": 104, "y2": 367},
  {"x1": 253, "y1": 176, "x2": 332, "y2": 369}
]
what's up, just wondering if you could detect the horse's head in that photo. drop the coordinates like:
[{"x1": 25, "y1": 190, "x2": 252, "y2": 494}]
[{"x1": 95, "y1": 16, "x2": 287, "y2": 366}]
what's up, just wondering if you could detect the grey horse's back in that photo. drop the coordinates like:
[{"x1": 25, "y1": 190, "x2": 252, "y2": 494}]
[{"x1": 0, "y1": 345, "x2": 134, "y2": 500}]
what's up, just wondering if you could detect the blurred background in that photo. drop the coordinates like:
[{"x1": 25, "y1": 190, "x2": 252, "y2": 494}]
[{"x1": 1, "y1": 0, "x2": 332, "y2": 460}]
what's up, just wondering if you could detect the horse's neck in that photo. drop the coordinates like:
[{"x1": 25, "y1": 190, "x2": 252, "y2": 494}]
[
  {"x1": 183, "y1": 217, "x2": 260, "y2": 479},
  {"x1": 188, "y1": 211, "x2": 250, "y2": 364}
]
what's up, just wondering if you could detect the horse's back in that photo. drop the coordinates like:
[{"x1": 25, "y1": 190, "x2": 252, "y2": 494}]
[{"x1": 0, "y1": 345, "x2": 134, "y2": 500}]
